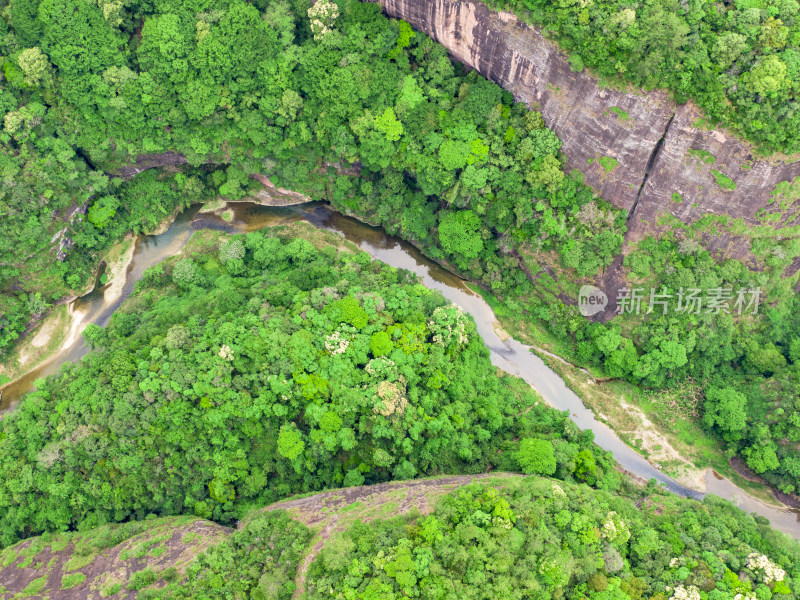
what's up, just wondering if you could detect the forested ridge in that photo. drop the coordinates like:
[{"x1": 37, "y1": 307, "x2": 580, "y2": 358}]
[
  {"x1": 305, "y1": 479, "x2": 800, "y2": 600},
  {"x1": 0, "y1": 226, "x2": 619, "y2": 546},
  {"x1": 2, "y1": 0, "x2": 800, "y2": 530}
]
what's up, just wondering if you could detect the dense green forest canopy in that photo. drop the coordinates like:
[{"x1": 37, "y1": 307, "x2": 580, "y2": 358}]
[
  {"x1": 306, "y1": 479, "x2": 800, "y2": 600},
  {"x1": 483, "y1": 0, "x2": 800, "y2": 154},
  {"x1": 0, "y1": 0, "x2": 621, "y2": 359},
  {"x1": 0, "y1": 226, "x2": 618, "y2": 547},
  {"x1": 4, "y1": 477, "x2": 800, "y2": 600},
  {"x1": 2, "y1": 0, "x2": 800, "y2": 514}
]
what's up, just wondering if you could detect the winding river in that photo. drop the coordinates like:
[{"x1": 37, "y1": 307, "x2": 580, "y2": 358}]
[{"x1": 3, "y1": 201, "x2": 800, "y2": 538}]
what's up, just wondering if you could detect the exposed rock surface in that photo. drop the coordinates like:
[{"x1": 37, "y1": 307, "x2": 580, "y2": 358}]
[
  {"x1": 249, "y1": 173, "x2": 312, "y2": 206},
  {"x1": 115, "y1": 155, "x2": 311, "y2": 206},
  {"x1": 633, "y1": 102, "x2": 800, "y2": 255},
  {"x1": 108, "y1": 0, "x2": 800, "y2": 266},
  {"x1": 372, "y1": 0, "x2": 800, "y2": 262},
  {"x1": 115, "y1": 151, "x2": 190, "y2": 180},
  {"x1": 0, "y1": 475, "x2": 517, "y2": 599},
  {"x1": 0, "y1": 518, "x2": 229, "y2": 599},
  {"x1": 256, "y1": 474, "x2": 516, "y2": 599},
  {"x1": 374, "y1": 0, "x2": 673, "y2": 211}
]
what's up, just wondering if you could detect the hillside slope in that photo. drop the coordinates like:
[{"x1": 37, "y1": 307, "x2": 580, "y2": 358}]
[{"x1": 3, "y1": 474, "x2": 799, "y2": 599}]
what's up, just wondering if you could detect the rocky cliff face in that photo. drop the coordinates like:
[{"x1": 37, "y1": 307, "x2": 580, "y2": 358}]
[
  {"x1": 116, "y1": 151, "x2": 190, "y2": 180},
  {"x1": 636, "y1": 102, "x2": 800, "y2": 257},
  {"x1": 373, "y1": 0, "x2": 800, "y2": 263}
]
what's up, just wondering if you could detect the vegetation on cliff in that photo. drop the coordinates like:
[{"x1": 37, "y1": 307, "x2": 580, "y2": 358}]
[{"x1": 483, "y1": 0, "x2": 800, "y2": 155}]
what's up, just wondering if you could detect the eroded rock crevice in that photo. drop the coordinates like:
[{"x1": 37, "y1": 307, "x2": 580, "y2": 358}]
[
  {"x1": 628, "y1": 111, "x2": 676, "y2": 223},
  {"x1": 375, "y1": 0, "x2": 674, "y2": 213}
]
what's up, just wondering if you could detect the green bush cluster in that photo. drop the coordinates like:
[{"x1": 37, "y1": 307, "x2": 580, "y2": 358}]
[{"x1": 142, "y1": 510, "x2": 311, "y2": 600}]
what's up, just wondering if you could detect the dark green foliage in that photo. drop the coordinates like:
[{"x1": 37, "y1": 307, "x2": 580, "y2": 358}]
[
  {"x1": 438, "y1": 210, "x2": 484, "y2": 259},
  {"x1": 515, "y1": 437, "x2": 557, "y2": 475},
  {"x1": 140, "y1": 511, "x2": 311, "y2": 599}
]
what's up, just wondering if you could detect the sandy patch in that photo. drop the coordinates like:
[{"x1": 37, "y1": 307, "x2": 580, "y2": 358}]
[
  {"x1": 1, "y1": 238, "x2": 137, "y2": 395},
  {"x1": 103, "y1": 240, "x2": 136, "y2": 306},
  {"x1": 2, "y1": 305, "x2": 69, "y2": 376},
  {"x1": 680, "y1": 467, "x2": 710, "y2": 493},
  {"x1": 529, "y1": 347, "x2": 709, "y2": 495},
  {"x1": 493, "y1": 322, "x2": 510, "y2": 341},
  {"x1": 62, "y1": 239, "x2": 136, "y2": 349},
  {"x1": 61, "y1": 303, "x2": 90, "y2": 352},
  {"x1": 16, "y1": 312, "x2": 64, "y2": 366},
  {"x1": 30, "y1": 319, "x2": 57, "y2": 349},
  {"x1": 619, "y1": 400, "x2": 707, "y2": 493},
  {"x1": 16, "y1": 349, "x2": 30, "y2": 366},
  {"x1": 58, "y1": 240, "x2": 135, "y2": 352}
]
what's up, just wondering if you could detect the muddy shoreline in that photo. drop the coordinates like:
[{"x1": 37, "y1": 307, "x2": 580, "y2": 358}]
[
  {"x1": 0, "y1": 177, "x2": 309, "y2": 404},
  {"x1": 730, "y1": 456, "x2": 800, "y2": 511}
]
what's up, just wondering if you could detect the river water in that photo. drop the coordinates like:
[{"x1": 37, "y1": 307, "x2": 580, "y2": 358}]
[{"x1": 3, "y1": 201, "x2": 800, "y2": 538}]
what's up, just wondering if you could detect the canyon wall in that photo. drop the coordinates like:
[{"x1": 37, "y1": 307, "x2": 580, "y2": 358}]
[
  {"x1": 636, "y1": 102, "x2": 800, "y2": 257},
  {"x1": 373, "y1": 0, "x2": 800, "y2": 262},
  {"x1": 116, "y1": 151, "x2": 190, "y2": 180}
]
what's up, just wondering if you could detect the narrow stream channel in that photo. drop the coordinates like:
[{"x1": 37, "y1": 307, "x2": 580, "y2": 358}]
[{"x1": 3, "y1": 201, "x2": 800, "y2": 538}]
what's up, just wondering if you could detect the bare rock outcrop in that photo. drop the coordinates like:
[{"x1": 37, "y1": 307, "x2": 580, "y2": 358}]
[
  {"x1": 116, "y1": 151, "x2": 190, "y2": 180},
  {"x1": 374, "y1": 0, "x2": 673, "y2": 211},
  {"x1": 110, "y1": 0, "x2": 800, "y2": 266},
  {"x1": 373, "y1": 0, "x2": 800, "y2": 263},
  {"x1": 249, "y1": 173, "x2": 312, "y2": 206},
  {"x1": 631, "y1": 103, "x2": 800, "y2": 260}
]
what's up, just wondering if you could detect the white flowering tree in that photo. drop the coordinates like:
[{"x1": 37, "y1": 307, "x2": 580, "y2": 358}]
[
  {"x1": 428, "y1": 304, "x2": 470, "y2": 350},
  {"x1": 746, "y1": 553, "x2": 786, "y2": 584},
  {"x1": 307, "y1": 0, "x2": 339, "y2": 41},
  {"x1": 668, "y1": 584, "x2": 701, "y2": 600},
  {"x1": 601, "y1": 511, "x2": 631, "y2": 545}
]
